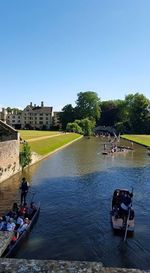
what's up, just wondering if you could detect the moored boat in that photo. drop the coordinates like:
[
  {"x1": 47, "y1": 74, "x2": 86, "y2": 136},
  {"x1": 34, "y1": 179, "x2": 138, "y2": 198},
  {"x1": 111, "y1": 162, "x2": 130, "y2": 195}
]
[
  {"x1": 111, "y1": 189, "x2": 135, "y2": 233},
  {"x1": 2, "y1": 202, "x2": 40, "y2": 258}
]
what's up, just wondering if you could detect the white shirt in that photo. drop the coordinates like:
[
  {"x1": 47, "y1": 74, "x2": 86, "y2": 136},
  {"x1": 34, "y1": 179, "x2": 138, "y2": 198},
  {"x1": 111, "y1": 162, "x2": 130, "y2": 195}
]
[
  {"x1": 7, "y1": 222, "x2": 16, "y2": 231},
  {"x1": 16, "y1": 217, "x2": 24, "y2": 226},
  {"x1": 17, "y1": 223, "x2": 28, "y2": 234}
]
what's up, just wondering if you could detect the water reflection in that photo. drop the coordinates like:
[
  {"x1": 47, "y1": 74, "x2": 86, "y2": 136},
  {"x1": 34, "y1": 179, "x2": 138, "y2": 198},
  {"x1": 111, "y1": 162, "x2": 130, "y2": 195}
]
[{"x1": 0, "y1": 137, "x2": 150, "y2": 269}]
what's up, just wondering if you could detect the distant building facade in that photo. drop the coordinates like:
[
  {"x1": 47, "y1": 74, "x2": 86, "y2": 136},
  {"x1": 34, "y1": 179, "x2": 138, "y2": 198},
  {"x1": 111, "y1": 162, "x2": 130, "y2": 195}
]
[
  {"x1": 52, "y1": 111, "x2": 62, "y2": 129},
  {"x1": 0, "y1": 102, "x2": 57, "y2": 130},
  {"x1": 21, "y1": 101, "x2": 53, "y2": 130}
]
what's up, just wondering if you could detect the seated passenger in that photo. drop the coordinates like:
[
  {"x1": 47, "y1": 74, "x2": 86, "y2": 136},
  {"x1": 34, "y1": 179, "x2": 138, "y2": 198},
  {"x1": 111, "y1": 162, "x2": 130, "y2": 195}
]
[
  {"x1": 112, "y1": 190, "x2": 120, "y2": 208},
  {"x1": 16, "y1": 213, "x2": 24, "y2": 229},
  {"x1": 6, "y1": 218, "x2": 16, "y2": 231},
  {"x1": 28, "y1": 202, "x2": 37, "y2": 219},
  {"x1": 19, "y1": 204, "x2": 26, "y2": 215},
  {"x1": 12, "y1": 202, "x2": 19, "y2": 214},
  {"x1": 1, "y1": 216, "x2": 7, "y2": 231},
  {"x1": 0, "y1": 217, "x2": 5, "y2": 230},
  {"x1": 17, "y1": 218, "x2": 29, "y2": 238}
]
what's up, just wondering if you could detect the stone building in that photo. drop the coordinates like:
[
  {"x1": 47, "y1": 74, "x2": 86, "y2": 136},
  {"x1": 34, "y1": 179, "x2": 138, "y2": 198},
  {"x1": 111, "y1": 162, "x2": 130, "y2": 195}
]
[
  {"x1": 21, "y1": 101, "x2": 53, "y2": 130},
  {"x1": 52, "y1": 111, "x2": 62, "y2": 129},
  {"x1": 0, "y1": 120, "x2": 20, "y2": 183},
  {"x1": 0, "y1": 102, "x2": 54, "y2": 130}
]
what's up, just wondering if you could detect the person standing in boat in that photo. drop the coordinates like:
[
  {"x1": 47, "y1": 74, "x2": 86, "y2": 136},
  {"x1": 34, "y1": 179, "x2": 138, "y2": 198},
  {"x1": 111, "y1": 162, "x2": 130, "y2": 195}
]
[{"x1": 20, "y1": 177, "x2": 30, "y2": 205}]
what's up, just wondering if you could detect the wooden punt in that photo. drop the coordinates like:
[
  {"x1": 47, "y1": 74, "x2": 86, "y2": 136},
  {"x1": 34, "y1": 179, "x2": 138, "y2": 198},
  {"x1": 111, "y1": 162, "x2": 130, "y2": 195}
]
[
  {"x1": 111, "y1": 189, "x2": 135, "y2": 234},
  {"x1": 2, "y1": 202, "x2": 40, "y2": 258}
]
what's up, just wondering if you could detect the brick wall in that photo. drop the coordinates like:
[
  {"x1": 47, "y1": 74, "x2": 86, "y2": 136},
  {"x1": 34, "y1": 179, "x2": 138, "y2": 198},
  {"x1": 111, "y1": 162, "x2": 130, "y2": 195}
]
[{"x1": 0, "y1": 140, "x2": 20, "y2": 183}]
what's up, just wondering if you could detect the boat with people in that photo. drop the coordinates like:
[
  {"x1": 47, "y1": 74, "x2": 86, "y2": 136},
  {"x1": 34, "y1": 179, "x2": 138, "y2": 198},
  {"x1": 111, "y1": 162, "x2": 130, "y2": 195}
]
[
  {"x1": 111, "y1": 188, "x2": 135, "y2": 235},
  {"x1": 1, "y1": 201, "x2": 40, "y2": 258}
]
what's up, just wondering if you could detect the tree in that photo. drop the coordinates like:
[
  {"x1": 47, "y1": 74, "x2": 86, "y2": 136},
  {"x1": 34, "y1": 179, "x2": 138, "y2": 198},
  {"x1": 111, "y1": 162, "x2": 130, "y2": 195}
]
[
  {"x1": 98, "y1": 100, "x2": 128, "y2": 126},
  {"x1": 66, "y1": 122, "x2": 83, "y2": 134},
  {"x1": 66, "y1": 118, "x2": 95, "y2": 136},
  {"x1": 125, "y1": 93, "x2": 150, "y2": 133},
  {"x1": 20, "y1": 141, "x2": 32, "y2": 170},
  {"x1": 76, "y1": 91, "x2": 101, "y2": 121},
  {"x1": 60, "y1": 104, "x2": 76, "y2": 130}
]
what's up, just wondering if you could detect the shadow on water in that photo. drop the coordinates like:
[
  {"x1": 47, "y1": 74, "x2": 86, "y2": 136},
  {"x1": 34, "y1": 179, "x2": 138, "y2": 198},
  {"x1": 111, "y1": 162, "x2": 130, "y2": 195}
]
[
  {"x1": 9, "y1": 165, "x2": 150, "y2": 270},
  {"x1": 0, "y1": 137, "x2": 150, "y2": 269}
]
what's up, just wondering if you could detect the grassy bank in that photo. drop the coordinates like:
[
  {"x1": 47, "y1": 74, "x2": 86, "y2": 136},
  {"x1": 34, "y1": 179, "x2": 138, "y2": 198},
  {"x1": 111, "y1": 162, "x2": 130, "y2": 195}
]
[
  {"x1": 121, "y1": 134, "x2": 150, "y2": 147},
  {"x1": 21, "y1": 132, "x2": 82, "y2": 155},
  {"x1": 18, "y1": 130, "x2": 60, "y2": 140}
]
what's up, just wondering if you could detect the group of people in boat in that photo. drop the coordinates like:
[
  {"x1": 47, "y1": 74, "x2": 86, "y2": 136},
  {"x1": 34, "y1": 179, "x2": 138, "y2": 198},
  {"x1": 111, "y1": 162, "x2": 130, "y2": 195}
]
[
  {"x1": 112, "y1": 190, "x2": 134, "y2": 222},
  {"x1": 0, "y1": 201, "x2": 37, "y2": 238},
  {"x1": 0, "y1": 177, "x2": 37, "y2": 247}
]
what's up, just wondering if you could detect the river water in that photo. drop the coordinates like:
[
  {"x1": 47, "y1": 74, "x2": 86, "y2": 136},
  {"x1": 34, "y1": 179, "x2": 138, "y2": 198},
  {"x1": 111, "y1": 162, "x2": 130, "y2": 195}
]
[{"x1": 0, "y1": 137, "x2": 150, "y2": 269}]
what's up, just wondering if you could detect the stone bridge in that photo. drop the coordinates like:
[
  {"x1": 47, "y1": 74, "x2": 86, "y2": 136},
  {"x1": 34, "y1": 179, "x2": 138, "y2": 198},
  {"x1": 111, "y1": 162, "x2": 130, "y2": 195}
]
[{"x1": 0, "y1": 259, "x2": 149, "y2": 273}]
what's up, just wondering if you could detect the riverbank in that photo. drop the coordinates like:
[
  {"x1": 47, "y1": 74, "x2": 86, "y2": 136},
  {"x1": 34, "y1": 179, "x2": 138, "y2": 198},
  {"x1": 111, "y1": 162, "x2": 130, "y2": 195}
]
[
  {"x1": 29, "y1": 134, "x2": 83, "y2": 165},
  {"x1": 0, "y1": 258, "x2": 148, "y2": 273},
  {"x1": 0, "y1": 132, "x2": 82, "y2": 184},
  {"x1": 121, "y1": 134, "x2": 150, "y2": 148}
]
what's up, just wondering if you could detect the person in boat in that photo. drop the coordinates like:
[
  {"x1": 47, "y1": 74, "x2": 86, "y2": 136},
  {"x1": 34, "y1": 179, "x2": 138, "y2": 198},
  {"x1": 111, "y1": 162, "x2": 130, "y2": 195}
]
[
  {"x1": 16, "y1": 217, "x2": 30, "y2": 238},
  {"x1": 16, "y1": 213, "x2": 24, "y2": 229},
  {"x1": 12, "y1": 202, "x2": 19, "y2": 214},
  {"x1": 0, "y1": 216, "x2": 8, "y2": 231},
  {"x1": 20, "y1": 177, "x2": 30, "y2": 205},
  {"x1": 27, "y1": 202, "x2": 37, "y2": 219},
  {"x1": 0, "y1": 217, "x2": 5, "y2": 230},
  {"x1": 6, "y1": 218, "x2": 16, "y2": 232},
  {"x1": 120, "y1": 192, "x2": 132, "y2": 221},
  {"x1": 104, "y1": 143, "x2": 107, "y2": 150},
  {"x1": 6, "y1": 202, "x2": 19, "y2": 220},
  {"x1": 112, "y1": 190, "x2": 121, "y2": 207}
]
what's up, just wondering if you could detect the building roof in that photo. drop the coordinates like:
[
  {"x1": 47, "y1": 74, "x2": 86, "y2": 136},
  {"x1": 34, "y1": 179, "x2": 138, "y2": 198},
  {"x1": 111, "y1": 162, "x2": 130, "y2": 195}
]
[{"x1": 23, "y1": 105, "x2": 53, "y2": 113}]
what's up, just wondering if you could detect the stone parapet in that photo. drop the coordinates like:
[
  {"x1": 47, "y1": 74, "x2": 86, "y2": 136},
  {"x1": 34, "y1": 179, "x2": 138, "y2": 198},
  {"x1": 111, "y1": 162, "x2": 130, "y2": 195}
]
[
  {"x1": 0, "y1": 139, "x2": 20, "y2": 183},
  {"x1": 0, "y1": 259, "x2": 149, "y2": 273}
]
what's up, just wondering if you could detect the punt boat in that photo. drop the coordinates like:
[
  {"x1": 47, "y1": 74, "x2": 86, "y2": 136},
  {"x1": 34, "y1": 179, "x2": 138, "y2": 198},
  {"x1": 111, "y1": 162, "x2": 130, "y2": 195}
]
[
  {"x1": 2, "y1": 202, "x2": 40, "y2": 258},
  {"x1": 111, "y1": 189, "x2": 135, "y2": 234}
]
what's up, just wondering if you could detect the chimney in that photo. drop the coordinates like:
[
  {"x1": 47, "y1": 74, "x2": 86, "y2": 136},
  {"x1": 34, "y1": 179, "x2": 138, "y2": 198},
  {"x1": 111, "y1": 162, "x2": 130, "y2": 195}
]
[{"x1": 41, "y1": 101, "x2": 44, "y2": 107}]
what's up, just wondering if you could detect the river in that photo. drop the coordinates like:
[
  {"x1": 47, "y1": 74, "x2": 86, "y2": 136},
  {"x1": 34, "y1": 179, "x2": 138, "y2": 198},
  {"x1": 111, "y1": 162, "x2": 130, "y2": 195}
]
[{"x1": 0, "y1": 136, "x2": 150, "y2": 269}]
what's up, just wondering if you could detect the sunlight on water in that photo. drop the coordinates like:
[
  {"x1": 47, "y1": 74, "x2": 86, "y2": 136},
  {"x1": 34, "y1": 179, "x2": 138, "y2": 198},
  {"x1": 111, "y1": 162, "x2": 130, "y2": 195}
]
[{"x1": 0, "y1": 137, "x2": 150, "y2": 269}]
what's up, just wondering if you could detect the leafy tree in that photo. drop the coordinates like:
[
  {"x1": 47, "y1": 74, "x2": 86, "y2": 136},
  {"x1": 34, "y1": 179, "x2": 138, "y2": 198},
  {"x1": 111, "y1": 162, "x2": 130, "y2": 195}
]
[
  {"x1": 60, "y1": 104, "x2": 76, "y2": 130},
  {"x1": 6, "y1": 107, "x2": 22, "y2": 114},
  {"x1": 76, "y1": 91, "x2": 101, "y2": 121},
  {"x1": 125, "y1": 93, "x2": 150, "y2": 133},
  {"x1": 67, "y1": 118, "x2": 95, "y2": 136},
  {"x1": 98, "y1": 100, "x2": 127, "y2": 126},
  {"x1": 75, "y1": 118, "x2": 95, "y2": 136},
  {"x1": 20, "y1": 141, "x2": 32, "y2": 170},
  {"x1": 66, "y1": 122, "x2": 83, "y2": 134}
]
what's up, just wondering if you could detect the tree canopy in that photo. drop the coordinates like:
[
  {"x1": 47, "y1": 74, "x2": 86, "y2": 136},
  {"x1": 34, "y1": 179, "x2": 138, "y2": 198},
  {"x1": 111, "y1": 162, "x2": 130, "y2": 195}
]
[{"x1": 76, "y1": 91, "x2": 101, "y2": 120}]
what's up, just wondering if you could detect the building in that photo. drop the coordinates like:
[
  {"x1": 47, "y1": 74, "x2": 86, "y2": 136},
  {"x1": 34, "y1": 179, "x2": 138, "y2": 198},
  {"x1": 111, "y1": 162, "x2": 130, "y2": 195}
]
[
  {"x1": 21, "y1": 101, "x2": 53, "y2": 130},
  {"x1": 52, "y1": 111, "x2": 62, "y2": 129},
  {"x1": 0, "y1": 102, "x2": 54, "y2": 130}
]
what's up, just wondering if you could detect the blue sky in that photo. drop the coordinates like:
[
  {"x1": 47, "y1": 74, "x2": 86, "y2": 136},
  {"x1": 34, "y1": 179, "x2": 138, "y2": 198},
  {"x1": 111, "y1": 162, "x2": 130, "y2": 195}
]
[{"x1": 0, "y1": 0, "x2": 150, "y2": 111}]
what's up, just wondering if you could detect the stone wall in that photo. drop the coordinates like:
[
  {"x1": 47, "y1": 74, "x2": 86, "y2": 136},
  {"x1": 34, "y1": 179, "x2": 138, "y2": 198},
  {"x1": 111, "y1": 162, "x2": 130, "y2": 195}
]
[
  {"x1": 0, "y1": 259, "x2": 149, "y2": 273},
  {"x1": 0, "y1": 140, "x2": 20, "y2": 183}
]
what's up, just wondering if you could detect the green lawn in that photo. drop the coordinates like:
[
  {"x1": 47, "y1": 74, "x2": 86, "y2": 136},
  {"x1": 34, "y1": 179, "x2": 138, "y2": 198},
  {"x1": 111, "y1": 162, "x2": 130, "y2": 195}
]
[
  {"x1": 28, "y1": 133, "x2": 82, "y2": 155},
  {"x1": 18, "y1": 130, "x2": 60, "y2": 140},
  {"x1": 121, "y1": 134, "x2": 150, "y2": 147}
]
